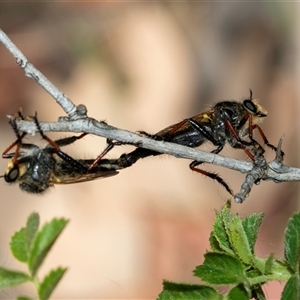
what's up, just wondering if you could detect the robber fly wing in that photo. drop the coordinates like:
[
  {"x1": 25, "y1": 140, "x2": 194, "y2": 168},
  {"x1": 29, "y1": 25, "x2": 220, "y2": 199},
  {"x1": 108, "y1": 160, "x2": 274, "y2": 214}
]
[{"x1": 50, "y1": 170, "x2": 119, "y2": 185}]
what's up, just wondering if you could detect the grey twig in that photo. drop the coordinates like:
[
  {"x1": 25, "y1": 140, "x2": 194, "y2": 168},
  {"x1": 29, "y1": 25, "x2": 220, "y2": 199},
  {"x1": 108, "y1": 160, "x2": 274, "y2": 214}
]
[
  {"x1": 15, "y1": 118, "x2": 300, "y2": 190},
  {"x1": 234, "y1": 135, "x2": 292, "y2": 203},
  {"x1": 234, "y1": 145, "x2": 268, "y2": 203},
  {"x1": 0, "y1": 28, "x2": 79, "y2": 118}
]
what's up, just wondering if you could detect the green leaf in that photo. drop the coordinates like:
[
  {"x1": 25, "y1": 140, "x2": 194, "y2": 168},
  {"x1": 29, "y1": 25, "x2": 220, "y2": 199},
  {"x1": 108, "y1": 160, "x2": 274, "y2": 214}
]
[
  {"x1": 0, "y1": 268, "x2": 30, "y2": 289},
  {"x1": 284, "y1": 213, "x2": 300, "y2": 271},
  {"x1": 226, "y1": 216, "x2": 252, "y2": 265},
  {"x1": 158, "y1": 281, "x2": 222, "y2": 300},
  {"x1": 17, "y1": 297, "x2": 34, "y2": 300},
  {"x1": 251, "y1": 256, "x2": 266, "y2": 275},
  {"x1": 227, "y1": 285, "x2": 249, "y2": 300},
  {"x1": 241, "y1": 213, "x2": 264, "y2": 254},
  {"x1": 209, "y1": 232, "x2": 223, "y2": 252},
  {"x1": 10, "y1": 213, "x2": 40, "y2": 263},
  {"x1": 28, "y1": 218, "x2": 68, "y2": 276},
  {"x1": 10, "y1": 228, "x2": 28, "y2": 262},
  {"x1": 271, "y1": 258, "x2": 291, "y2": 279},
  {"x1": 264, "y1": 253, "x2": 274, "y2": 274},
  {"x1": 25, "y1": 212, "x2": 40, "y2": 250},
  {"x1": 211, "y1": 204, "x2": 234, "y2": 255},
  {"x1": 194, "y1": 252, "x2": 247, "y2": 285},
  {"x1": 38, "y1": 267, "x2": 67, "y2": 300},
  {"x1": 281, "y1": 274, "x2": 300, "y2": 300}
]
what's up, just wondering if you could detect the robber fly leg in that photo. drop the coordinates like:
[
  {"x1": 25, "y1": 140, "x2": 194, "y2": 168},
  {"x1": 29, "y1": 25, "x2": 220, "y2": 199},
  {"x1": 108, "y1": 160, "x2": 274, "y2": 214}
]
[
  {"x1": 188, "y1": 144, "x2": 233, "y2": 195},
  {"x1": 189, "y1": 161, "x2": 233, "y2": 196},
  {"x1": 32, "y1": 113, "x2": 89, "y2": 150},
  {"x1": 2, "y1": 109, "x2": 44, "y2": 159},
  {"x1": 32, "y1": 113, "x2": 89, "y2": 172},
  {"x1": 52, "y1": 133, "x2": 88, "y2": 148},
  {"x1": 2, "y1": 117, "x2": 27, "y2": 165},
  {"x1": 137, "y1": 131, "x2": 157, "y2": 138},
  {"x1": 87, "y1": 139, "x2": 122, "y2": 171},
  {"x1": 186, "y1": 118, "x2": 221, "y2": 146},
  {"x1": 251, "y1": 124, "x2": 284, "y2": 157},
  {"x1": 88, "y1": 130, "x2": 157, "y2": 171},
  {"x1": 224, "y1": 119, "x2": 258, "y2": 160}
]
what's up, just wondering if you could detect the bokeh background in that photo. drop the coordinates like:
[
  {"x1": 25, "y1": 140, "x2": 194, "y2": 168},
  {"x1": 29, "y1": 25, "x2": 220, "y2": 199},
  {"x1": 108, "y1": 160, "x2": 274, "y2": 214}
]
[{"x1": 0, "y1": 3, "x2": 299, "y2": 299}]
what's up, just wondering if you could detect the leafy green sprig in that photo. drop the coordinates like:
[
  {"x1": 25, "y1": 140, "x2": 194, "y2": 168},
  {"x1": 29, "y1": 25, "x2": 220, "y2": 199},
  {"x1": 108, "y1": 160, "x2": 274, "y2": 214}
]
[
  {"x1": 0, "y1": 213, "x2": 68, "y2": 300},
  {"x1": 158, "y1": 200, "x2": 299, "y2": 300}
]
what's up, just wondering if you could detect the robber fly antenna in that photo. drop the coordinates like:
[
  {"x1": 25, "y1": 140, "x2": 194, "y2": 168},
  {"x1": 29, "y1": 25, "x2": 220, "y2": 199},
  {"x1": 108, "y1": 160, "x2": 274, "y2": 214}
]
[{"x1": 249, "y1": 88, "x2": 253, "y2": 100}]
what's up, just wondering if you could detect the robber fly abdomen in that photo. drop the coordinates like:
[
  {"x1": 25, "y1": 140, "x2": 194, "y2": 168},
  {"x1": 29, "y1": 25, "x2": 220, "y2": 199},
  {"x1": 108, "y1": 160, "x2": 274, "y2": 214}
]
[
  {"x1": 165, "y1": 126, "x2": 211, "y2": 147},
  {"x1": 113, "y1": 124, "x2": 216, "y2": 172}
]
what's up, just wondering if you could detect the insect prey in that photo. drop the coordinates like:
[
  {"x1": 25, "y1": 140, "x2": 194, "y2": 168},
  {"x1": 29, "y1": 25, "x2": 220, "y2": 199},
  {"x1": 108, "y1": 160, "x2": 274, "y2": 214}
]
[{"x1": 1, "y1": 113, "x2": 118, "y2": 194}]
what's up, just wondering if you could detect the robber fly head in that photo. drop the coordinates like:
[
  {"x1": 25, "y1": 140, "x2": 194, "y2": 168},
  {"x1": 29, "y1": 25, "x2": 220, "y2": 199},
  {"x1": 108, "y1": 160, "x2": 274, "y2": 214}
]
[
  {"x1": 4, "y1": 147, "x2": 56, "y2": 193},
  {"x1": 214, "y1": 90, "x2": 267, "y2": 133}
]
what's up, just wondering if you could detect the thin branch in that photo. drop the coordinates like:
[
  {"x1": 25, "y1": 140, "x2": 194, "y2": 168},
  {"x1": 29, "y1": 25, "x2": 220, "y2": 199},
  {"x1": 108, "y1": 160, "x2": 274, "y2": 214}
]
[
  {"x1": 0, "y1": 29, "x2": 78, "y2": 118},
  {"x1": 234, "y1": 145, "x2": 268, "y2": 203},
  {"x1": 15, "y1": 118, "x2": 300, "y2": 184}
]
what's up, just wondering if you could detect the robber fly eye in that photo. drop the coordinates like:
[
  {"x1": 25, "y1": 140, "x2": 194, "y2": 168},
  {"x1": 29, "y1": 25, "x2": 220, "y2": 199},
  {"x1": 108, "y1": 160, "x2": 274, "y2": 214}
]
[
  {"x1": 222, "y1": 108, "x2": 234, "y2": 119},
  {"x1": 243, "y1": 100, "x2": 257, "y2": 114},
  {"x1": 4, "y1": 165, "x2": 20, "y2": 183}
]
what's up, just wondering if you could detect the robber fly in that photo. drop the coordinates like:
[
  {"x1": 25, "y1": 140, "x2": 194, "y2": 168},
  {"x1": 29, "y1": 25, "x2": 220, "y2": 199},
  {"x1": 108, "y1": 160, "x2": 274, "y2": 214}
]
[
  {"x1": 93, "y1": 90, "x2": 280, "y2": 195},
  {"x1": 1, "y1": 113, "x2": 118, "y2": 194}
]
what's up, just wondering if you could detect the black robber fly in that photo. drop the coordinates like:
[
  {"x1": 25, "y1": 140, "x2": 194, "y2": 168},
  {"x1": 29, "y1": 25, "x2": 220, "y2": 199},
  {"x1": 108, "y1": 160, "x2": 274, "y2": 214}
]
[
  {"x1": 94, "y1": 90, "x2": 280, "y2": 195},
  {"x1": 1, "y1": 113, "x2": 118, "y2": 193}
]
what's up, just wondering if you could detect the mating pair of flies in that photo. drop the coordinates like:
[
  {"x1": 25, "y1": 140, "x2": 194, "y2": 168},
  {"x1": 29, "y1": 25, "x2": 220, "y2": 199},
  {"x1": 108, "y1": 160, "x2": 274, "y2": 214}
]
[{"x1": 1, "y1": 90, "x2": 280, "y2": 196}]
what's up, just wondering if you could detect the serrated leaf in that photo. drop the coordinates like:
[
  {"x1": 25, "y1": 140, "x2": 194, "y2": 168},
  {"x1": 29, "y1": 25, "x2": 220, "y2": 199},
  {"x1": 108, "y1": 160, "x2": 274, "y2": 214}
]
[
  {"x1": 226, "y1": 216, "x2": 252, "y2": 265},
  {"x1": 251, "y1": 256, "x2": 266, "y2": 275},
  {"x1": 264, "y1": 253, "x2": 274, "y2": 274},
  {"x1": 227, "y1": 285, "x2": 249, "y2": 300},
  {"x1": 211, "y1": 206, "x2": 234, "y2": 255},
  {"x1": 242, "y1": 213, "x2": 264, "y2": 253},
  {"x1": 0, "y1": 268, "x2": 30, "y2": 289},
  {"x1": 209, "y1": 232, "x2": 223, "y2": 252},
  {"x1": 271, "y1": 258, "x2": 291, "y2": 280},
  {"x1": 284, "y1": 213, "x2": 300, "y2": 271},
  {"x1": 10, "y1": 228, "x2": 28, "y2": 262},
  {"x1": 281, "y1": 274, "x2": 299, "y2": 300},
  {"x1": 10, "y1": 213, "x2": 40, "y2": 263},
  {"x1": 28, "y1": 218, "x2": 68, "y2": 276},
  {"x1": 194, "y1": 252, "x2": 246, "y2": 285},
  {"x1": 38, "y1": 267, "x2": 67, "y2": 300},
  {"x1": 247, "y1": 258, "x2": 290, "y2": 287},
  {"x1": 158, "y1": 280, "x2": 222, "y2": 300},
  {"x1": 25, "y1": 212, "x2": 40, "y2": 250}
]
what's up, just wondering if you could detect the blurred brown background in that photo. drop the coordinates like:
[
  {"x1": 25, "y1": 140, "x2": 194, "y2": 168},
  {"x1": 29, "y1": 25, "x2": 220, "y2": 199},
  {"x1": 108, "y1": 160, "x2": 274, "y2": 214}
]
[{"x1": 0, "y1": 3, "x2": 299, "y2": 299}]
